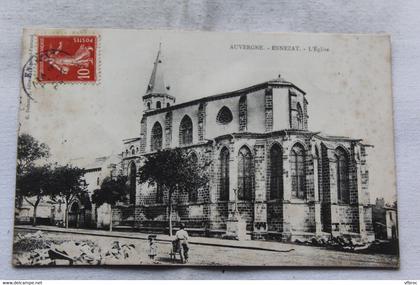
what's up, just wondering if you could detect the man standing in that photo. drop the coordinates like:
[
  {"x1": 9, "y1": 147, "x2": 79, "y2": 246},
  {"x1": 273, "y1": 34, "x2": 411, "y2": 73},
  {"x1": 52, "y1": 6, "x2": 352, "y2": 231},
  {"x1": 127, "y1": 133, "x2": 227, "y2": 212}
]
[{"x1": 175, "y1": 223, "x2": 189, "y2": 263}]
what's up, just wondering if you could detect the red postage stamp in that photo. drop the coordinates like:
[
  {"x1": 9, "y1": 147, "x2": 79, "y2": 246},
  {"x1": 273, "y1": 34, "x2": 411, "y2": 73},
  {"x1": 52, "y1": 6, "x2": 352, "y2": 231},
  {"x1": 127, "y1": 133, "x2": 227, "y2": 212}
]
[{"x1": 37, "y1": 35, "x2": 97, "y2": 83}]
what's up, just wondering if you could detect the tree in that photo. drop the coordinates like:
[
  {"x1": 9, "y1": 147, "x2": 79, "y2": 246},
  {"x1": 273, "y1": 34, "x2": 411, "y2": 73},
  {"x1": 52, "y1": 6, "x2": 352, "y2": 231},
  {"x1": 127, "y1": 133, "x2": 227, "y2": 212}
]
[
  {"x1": 16, "y1": 165, "x2": 53, "y2": 226},
  {"x1": 17, "y1": 133, "x2": 50, "y2": 175},
  {"x1": 138, "y1": 148, "x2": 208, "y2": 236},
  {"x1": 49, "y1": 165, "x2": 87, "y2": 228},
  {"x1": 91, "y1": 175, "x2": 129, "y2": 232},
  {"x1": 16, "y1": 134, "x2": 50, "y2": 207}
]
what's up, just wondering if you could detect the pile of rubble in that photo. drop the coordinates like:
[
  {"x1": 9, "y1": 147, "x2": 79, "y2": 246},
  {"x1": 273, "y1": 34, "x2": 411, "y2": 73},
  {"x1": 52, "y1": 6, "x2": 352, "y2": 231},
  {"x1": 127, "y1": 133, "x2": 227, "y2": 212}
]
[
  {"x1": 100, "y1": 241, "x2": 140, "y2": 265},
  {"x1": 294, "y1": 236, "x2": 370, "y2": 252},
  {"x1": 15, "y1": 230, "x2": 44, "y2": 240},
  {"x1": 14, "y1": 231, "x2": 140, "y2": 266},
  {"x1": 14, "y1": 231, "x2": 50, "y2": 253}
]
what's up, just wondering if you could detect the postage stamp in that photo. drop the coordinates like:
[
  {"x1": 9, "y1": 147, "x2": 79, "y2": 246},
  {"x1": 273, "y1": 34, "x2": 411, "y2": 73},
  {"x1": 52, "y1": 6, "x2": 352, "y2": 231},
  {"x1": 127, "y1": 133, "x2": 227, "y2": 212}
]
[{"x1": 37, "y1": 35, "x2": 97, "y2": 83}]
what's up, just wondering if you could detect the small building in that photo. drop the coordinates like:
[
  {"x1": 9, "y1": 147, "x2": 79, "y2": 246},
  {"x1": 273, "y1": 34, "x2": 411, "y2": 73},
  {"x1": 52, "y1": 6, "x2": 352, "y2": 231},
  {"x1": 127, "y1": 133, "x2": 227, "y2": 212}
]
[
  {"x1": 71, "y1": 155, "x2": 122, "y2": 229},
  {"x1": 372, "y1": 198, "x2": 398, "y2": 240},
  {"x1": 15, "y1": 197, "x2": 58, "y2": 226},
  {"x1": 15, "y1": 155, "x2": 122, "y2": 229},
  {"x1": 385, "y1": 207, "x2": 398, "y2": 240}
]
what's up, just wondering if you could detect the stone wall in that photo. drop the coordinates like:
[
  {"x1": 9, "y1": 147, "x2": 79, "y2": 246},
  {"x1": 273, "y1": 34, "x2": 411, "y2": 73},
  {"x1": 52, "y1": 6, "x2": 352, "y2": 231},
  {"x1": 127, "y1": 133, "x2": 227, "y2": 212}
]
[
  {"x1": 284, "y1": 202, "x2": 316, "y2": 233},
  {"x1": 129, "y1": 131, "x2": 371, "y2": 241},
  {"x1": 134, "y1": 144, "x2": 214, "y2": 231},
  {"x1": 267, "y1": 201, "x2": 283, "y2": 232},
  {"x1": 111, "y1": 205, "x2": 135, "y2": 227}
]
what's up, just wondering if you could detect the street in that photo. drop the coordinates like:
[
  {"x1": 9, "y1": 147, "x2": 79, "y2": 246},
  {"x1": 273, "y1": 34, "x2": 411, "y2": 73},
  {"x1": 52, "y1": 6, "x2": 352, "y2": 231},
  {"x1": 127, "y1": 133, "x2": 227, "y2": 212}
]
[{"x1": 13, "y1": 227, "x2": 399, "y2": 267}]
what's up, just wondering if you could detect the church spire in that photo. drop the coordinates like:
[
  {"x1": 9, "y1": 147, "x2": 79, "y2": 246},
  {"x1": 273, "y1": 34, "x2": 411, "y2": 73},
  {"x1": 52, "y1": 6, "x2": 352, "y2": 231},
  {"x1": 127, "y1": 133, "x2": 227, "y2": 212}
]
[
  {"x1": 146, "y1": 43, "x2": 168, "y2": 96},
  {"x1": 143, "y1": 44, "x2": 175, "y2": 112}
]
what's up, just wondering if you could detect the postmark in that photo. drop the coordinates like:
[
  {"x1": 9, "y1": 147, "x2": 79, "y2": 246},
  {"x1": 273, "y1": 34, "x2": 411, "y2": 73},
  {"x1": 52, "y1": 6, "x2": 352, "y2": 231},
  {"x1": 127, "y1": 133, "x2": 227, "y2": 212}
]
[{"x1": 37, "y1": 35, "x2": 97, "y2": 83}]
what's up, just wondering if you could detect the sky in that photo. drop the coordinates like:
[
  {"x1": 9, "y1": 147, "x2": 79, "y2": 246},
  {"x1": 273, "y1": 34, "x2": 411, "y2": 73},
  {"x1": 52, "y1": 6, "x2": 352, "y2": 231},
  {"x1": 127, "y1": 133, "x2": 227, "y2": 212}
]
[{"x1": 19, "y1": 29, "x2": 396, "y2": 204}]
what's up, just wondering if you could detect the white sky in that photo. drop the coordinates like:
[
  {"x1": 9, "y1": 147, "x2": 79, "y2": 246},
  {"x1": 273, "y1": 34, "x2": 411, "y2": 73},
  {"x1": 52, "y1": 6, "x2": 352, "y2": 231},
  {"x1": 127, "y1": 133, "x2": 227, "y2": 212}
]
[{"x1": 19, "y1": 29, "x2": 396, "y2": 204}]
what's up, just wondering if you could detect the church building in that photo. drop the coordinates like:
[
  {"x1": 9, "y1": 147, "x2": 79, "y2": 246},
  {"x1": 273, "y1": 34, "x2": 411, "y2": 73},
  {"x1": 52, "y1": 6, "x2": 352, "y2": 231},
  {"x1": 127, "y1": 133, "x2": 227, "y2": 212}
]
[{"x1": 120, "y1": 47, "x2": 375, "y2": 242}]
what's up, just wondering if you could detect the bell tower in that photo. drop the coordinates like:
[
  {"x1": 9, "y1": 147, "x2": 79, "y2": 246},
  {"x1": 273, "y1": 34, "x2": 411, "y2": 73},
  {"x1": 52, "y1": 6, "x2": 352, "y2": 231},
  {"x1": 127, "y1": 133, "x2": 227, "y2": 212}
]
[{"x1": 143, "y1": 43, "x2": 175, "y2": 112}]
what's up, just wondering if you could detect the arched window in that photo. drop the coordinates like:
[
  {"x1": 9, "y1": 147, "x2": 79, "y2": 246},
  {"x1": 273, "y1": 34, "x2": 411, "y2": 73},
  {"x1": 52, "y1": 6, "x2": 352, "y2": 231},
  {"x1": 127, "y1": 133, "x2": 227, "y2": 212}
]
[
  {"x1": 129, "y1": 162, "x2": 136, "y2": 204},
  {"x1": 296, "y1": 103, "x2": 303, "y2": 129},
  {"x1": 291, "y1": 143, "x2": 306, "y2": 199},
  {"x1": 336, "y1": 147, "x2": 350, "y2": 204},
  {"x1": 188, "y1": 153, "x2": 199, "y2": 202},
  {"x1": 147, "y1": 102, "x2": 151, "y2": 110},
  {"x1": 217, "y1": 106, "x2": 233, "y2": 124},
  {"x1": 179, "y1": 115, "x2": 193, "y2": 146},
  {"x1": 69, "y1": 202, "x2": 80, "y2": 228},
  {"x1": 156, "y1": 101, "x2": 161, "y2": 109},
  {"x1": 219, "y1": 147, "x2": 230, "y2": 201},
  {"x1": 238, "y1": 146, "x2": 253, "y2": 201},
  {"x1": 70, "y1": 202, "x2": 79, "y2": 213},
  {"x1": 269, "y1": 144, "x2": 283, "y2": 200},
  {"x1": 151, "y1": 122, "x2": 163, "y2": 151},
  {"x1": 167, "y1": 103, "x2": 170, "y2": 107}
]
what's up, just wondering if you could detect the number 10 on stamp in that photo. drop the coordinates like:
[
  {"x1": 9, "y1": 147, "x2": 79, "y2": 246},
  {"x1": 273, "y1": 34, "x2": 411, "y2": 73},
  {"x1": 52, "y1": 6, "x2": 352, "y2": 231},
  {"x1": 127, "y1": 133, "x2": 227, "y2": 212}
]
[{"x1": 37, "y1": 35, "x2": 97, "y2": 83}]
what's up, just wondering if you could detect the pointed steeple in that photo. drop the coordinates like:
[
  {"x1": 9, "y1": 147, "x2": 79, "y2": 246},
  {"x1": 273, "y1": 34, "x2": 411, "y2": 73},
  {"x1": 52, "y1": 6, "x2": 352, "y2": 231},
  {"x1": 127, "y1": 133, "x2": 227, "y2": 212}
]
[
  {"x1": 146, "y1": 43, "x2": 168, "y2": 96},
  {"x1": 143, "y1": 44, "x2": 175, "y2": 112}
]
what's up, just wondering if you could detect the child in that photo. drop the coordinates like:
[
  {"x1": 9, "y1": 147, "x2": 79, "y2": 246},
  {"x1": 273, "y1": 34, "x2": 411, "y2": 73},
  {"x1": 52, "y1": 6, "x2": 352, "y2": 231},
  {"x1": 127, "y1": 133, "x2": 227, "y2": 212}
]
[{"x1": 148, "y1": 234, "x2": 158, "y2": 263}]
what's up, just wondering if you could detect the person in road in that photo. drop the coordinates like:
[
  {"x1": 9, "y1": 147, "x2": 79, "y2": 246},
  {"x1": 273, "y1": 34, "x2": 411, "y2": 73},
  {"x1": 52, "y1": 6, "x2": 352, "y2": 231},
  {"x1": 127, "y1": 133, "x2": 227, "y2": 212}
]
[
  {"x1": 175, "y1": 223, "x2": 189, "y2": 263},
  {"x1": 148, "y1": 234, "x2": 158, "y2": 263}
]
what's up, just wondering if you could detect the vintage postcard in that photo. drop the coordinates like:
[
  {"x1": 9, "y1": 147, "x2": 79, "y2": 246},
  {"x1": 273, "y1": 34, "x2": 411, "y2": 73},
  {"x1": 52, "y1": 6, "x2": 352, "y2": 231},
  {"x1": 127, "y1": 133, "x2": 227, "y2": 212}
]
[{"x1": 13, "y1": 28, "x2": 398, "y2": 267}]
